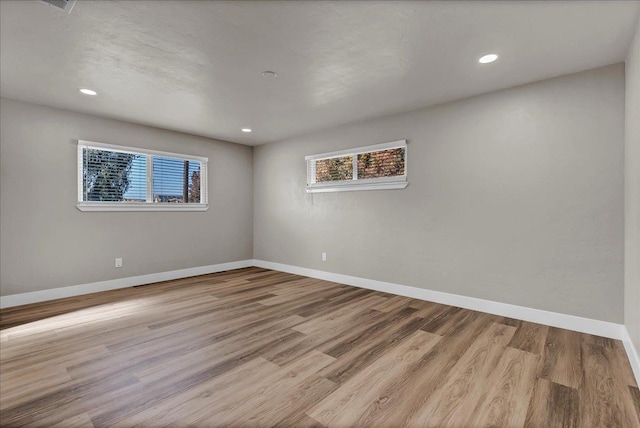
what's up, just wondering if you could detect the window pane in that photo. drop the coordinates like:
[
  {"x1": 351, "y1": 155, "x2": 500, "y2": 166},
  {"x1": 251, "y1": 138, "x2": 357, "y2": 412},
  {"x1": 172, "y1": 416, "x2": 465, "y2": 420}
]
[
  {"x1": 315, "y1": 155, "x2": 353, "y2": 183},
  {"x1": 357, "y1": 147, "x2": 405, "y2": 179},
  {"x1": 187, "y1": 162, "x2": 201, "y2": 203},
  {"x1": 123, "y1": 156, "x2": 147, "y2": 202},
  {"x1": 152, "y1": 156, "x2": 201, "y2": 203},
  {"x1": 83, "y1": 148, "x2": 144, "y2": 202}
]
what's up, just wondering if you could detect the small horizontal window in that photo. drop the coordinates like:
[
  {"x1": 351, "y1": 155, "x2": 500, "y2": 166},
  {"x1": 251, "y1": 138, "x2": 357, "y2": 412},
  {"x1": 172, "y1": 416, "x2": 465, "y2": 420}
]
[
  {"x1": 306, "y1": 140, "x2": 408, "y2": 193},
  {"x1": 77, "y1": 140, "x2": 208, "y2": 211}
]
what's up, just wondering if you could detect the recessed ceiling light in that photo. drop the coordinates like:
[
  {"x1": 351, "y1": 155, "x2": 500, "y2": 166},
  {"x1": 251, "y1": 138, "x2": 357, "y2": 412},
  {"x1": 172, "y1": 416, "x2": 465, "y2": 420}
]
[
  {"x1": 261, "y1": 71, "x2": 278, "y2": 78},
  {"x1": 79, "y1": 88, "x2": 97, "y2": 96},
  {"x1": 479, "y1": 54, "x2": 498, "y2": 64},
  {"x1": 241, "y1": 128, "x2": 252, "y2": 133}
]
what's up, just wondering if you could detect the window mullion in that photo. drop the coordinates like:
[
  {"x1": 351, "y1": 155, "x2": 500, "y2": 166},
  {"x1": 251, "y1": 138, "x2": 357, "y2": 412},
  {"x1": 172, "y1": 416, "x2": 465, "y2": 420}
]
[
  {"x1": 77, "y1": 140, "x2": 208, "y2": 210},
  {"x1": 352, "y1": 154, "x2": 358, "y2": 181},
  {"x1": 146, "y1": 155, "x2": 153, "y2": 203},
  {"x1": 305, "y1": 140, "x2": 407, "y2": 192}
]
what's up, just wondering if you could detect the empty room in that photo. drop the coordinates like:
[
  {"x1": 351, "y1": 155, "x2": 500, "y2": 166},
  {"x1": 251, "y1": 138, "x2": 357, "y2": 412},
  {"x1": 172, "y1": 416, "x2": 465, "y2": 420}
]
[{"x1": 1, "y1": 0, "x2": 639, "y2": 426}]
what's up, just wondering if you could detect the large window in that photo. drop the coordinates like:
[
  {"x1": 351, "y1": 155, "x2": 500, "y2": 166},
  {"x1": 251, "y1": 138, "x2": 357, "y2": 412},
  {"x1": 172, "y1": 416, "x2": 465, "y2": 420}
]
[
  {"x1": 77, "y1": 140, "x2": 208, "y2": 211},
  {"x1": 306, "y1": 140, "x2": 408, "y2": 193}
]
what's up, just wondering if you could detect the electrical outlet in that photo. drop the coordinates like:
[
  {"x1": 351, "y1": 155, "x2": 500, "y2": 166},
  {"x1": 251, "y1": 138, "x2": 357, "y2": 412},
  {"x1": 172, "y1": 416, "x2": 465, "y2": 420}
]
[
  {"x1": 322, "y1": 252, "x2": 327, "y2": 262},
  {"x1": 115, "y1": 258, "x2": 123, "y2": 268}
]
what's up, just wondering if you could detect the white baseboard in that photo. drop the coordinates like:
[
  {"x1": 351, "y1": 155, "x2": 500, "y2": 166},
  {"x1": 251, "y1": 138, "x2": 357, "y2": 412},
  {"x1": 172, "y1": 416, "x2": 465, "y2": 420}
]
[
  {"x1": 254, "y1": 259, "x2": 640, "y2": 385},
  {"x1": 253, "y1": 259, "x2": 625, "y2": 340},
  {"x1": 2, "y1": 258, "x2": 637, "y2": 386},
  {"x1": 0, "y1": 260, "x2": 254, "y2": 309},
  {"x1": 622, "y1": 328, "x2": 640, "y2": 385}
]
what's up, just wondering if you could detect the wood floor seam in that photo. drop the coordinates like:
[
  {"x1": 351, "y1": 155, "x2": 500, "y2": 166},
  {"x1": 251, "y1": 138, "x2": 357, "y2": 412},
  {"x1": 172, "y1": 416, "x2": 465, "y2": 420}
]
[{"x1": 1, "y1": 267, "x2": 638, "y2": 427}]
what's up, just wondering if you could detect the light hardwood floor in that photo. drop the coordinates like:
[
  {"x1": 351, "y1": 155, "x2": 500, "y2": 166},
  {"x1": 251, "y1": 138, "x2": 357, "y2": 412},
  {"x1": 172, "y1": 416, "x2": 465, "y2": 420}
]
[{"x1": 1, "y1": 267, "x2": 639, "y2": 427}]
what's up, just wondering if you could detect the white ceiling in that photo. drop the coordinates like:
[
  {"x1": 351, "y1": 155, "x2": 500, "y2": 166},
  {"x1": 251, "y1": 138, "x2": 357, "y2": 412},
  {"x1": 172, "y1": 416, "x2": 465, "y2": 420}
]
[{"x1": 1, "y1": 1, "x2": 639, "y2": 145}]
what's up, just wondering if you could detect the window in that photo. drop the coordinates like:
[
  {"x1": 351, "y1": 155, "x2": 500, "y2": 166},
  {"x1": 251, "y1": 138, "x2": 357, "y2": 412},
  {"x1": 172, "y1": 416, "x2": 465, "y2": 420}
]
[
  {"x1": 77, "y1": 140, "x2": 208, "y2": 211},
  {"x1": 306, "y1": 140, "x2": 408, "y2": 193}
]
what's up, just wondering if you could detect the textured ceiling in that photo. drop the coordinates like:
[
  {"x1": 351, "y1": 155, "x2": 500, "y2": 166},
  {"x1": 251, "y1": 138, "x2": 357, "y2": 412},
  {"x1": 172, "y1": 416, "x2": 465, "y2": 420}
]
[{"x1": 1, "y1": 1, "x2": 639, "y2": 145}]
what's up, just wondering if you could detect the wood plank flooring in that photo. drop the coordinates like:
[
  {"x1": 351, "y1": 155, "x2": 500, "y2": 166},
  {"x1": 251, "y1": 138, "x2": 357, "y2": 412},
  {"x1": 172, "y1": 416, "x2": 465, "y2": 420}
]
[{"x1": 1, "y1": 267, "x2": 638, "y2": 427}]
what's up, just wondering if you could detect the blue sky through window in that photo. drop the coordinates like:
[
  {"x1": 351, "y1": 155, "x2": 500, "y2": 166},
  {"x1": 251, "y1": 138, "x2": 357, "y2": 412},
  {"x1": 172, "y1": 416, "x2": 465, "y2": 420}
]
[
  {"x1": 124, "y1": 156, "x2": 146, "y2": 200},
  {"x1": 124, "y1": 156, "x2": 201, "y2": 201}
]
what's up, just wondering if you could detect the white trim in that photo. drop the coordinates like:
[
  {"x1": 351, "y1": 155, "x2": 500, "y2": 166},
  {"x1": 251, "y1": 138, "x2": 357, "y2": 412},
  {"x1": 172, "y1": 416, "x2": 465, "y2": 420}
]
[
  {"x1": 77, "y1": 143, "x2": 84, "y2": 202},
  {"x1": 77, "y1": 203, "x2": 209, "y2": 212},
  {"x1": 306, "y1": 181, "x2": 408, "y2": 193},
  {"x1": 305, "y1": 140, "x2": 406, "y2": 161},
  {"x1": 78, "y1": 140, "x2": 208, "y2": 163},
  {"x1": 252, "y1": 259, "x2": 625, "y2": 340},
  {"x1": 306, "y1": 140, "x2": 408, "y2": 193},
  {"x1": 200, "y1": 159, "x2": 209, "y2": 205},
  {"x1": 77, "y1": 139, "x2": 208, "y2": 211},
  {"x1": 309, "y1": 175, "x2": 407, "y2": 189},
  {"x1": 0, "y1": 260, "x2": 253, "y2": 309},
  {"x1": 622, "y1": 327, "x2": 640, "y2": 386}
]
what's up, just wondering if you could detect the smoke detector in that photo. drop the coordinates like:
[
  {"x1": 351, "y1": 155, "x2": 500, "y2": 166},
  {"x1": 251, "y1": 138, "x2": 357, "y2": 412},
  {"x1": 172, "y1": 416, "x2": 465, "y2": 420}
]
[{"x1": 38, "y1": 0, "x2": 77, "y2": 13}]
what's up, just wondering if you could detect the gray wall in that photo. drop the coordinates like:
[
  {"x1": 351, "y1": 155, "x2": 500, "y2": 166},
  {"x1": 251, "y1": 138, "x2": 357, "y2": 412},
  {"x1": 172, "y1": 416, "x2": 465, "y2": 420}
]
[
  {"x1": 254, "y1": 64, "x2": 625, "y2": 323},
  {"x1": 0, "y1": 98, "x2": 253, "y2": 296},
  {"x1": 626, "y1": 19, "x2": 640, "y2": 353}
]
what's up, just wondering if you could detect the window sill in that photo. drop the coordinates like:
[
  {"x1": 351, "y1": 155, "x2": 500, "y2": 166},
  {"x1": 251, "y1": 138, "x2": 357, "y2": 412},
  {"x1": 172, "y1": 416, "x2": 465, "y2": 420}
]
[
  {"x1": 306, "y1": 180, "x2": 408, "y2": 193},
  {"x1": 77, "y1": 203, "x2": 209, "y2": 212}
]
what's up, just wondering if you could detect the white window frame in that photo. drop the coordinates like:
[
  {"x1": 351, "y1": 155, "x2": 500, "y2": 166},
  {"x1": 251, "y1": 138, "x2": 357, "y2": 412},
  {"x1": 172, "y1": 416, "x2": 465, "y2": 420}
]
[
  {"x1": 305, "y1": 140, "x2": 408, "y2": 193},
  {"x1": 77, "y1": 140, "x2": 209, "y2": 212}
]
